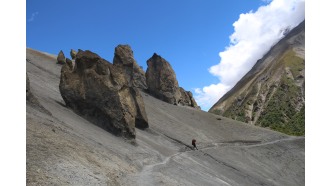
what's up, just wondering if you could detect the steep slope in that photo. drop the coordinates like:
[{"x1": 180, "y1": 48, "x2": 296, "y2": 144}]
[
  {"x1": 27, "y1": 48, "x2": 304, "y2": 185},
  {"x1": 209, "y1": 20, "x2": 305, "y2": 135}
]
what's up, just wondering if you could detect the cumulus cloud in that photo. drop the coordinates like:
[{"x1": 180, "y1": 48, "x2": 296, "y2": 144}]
[
  {"x1": 195, "y1": 0, "x2": 305, "y2": 111},
  {"x1": 195, "y1": 84, "x2": 231, "y2": 110},
  {"x1": 28, "y1": 12, "x2": 39, "y2": 22}
]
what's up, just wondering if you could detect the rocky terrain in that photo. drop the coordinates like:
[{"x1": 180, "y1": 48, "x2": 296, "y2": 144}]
[
  {"x1": 26, "y1": 47, "x2": 304, "y2": 185},
  {"x1": 209, "y1": 20, "x2": 305, "y2": 136}
]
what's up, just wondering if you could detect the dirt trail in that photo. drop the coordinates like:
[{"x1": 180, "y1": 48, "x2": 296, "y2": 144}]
[
  {"x1": 198, "y1": 136, "x2": 302, "y2": 151},
  {"x1": 136, "y1": 152, "x2": 181, "y2": 186},
  {"x1": 131, "y1": 135, "x2": 301, "y2": 186}
]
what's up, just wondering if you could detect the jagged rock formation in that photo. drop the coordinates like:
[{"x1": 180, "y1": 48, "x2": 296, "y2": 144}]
[
  {"x1": 178, "y1": 87, "x2": 200, "y2": 109},
  {"x1": 113, "y1": 45, "x2": 147, "y2": 90},
  {"x1": 146, "y1": 53, "x2": 200, "y2": 108},
  {"x1": 59, "y1": 50, "x2": 148, "y2": 139},
  {"x1": 146, "y1": 53, "x2": 181, "y2": 105},
  {"x1": 146, "y1": 53, "x2": 180, "y2": 104},
  {"x1": 70, "y1": 49, "x2": 77, "y2": 60},
  {"x1": 209, "y1": 20, "x2": 305, "y2": 136},
  {"x1": 57, "y1": 50, "x2": 66, "y2": 64}
]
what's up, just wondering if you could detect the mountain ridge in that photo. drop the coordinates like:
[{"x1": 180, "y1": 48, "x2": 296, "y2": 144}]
[{"x1": 209, "y1": 20, "x2": 305, "y2": 135}]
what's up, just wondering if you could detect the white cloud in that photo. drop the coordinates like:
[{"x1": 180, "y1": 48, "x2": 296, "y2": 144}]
[
  {"x1": 194, "y1": 84, "x2": 231, "y2": 110},
  {"x1": 195, "y1": 0, "x2": 305, "y2": 111},
  {"x1": 28, "y1": 12, "x2": 39, "y2": 22}
]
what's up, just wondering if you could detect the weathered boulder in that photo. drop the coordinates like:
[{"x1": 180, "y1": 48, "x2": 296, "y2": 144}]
[
  {"x1": 59, "y1": 50, "x2": 148, "y2": 139},
  {"x1": 70, "y1": 49, "x2": 77, "y2": 60},
  {"x1": 113, "y1": 45, "x2": 147, "y2": 90},
  {"x1": 57, "y1": 50, "x2": 66, "y2": 65},
  {"x1": 146, "y1": 53, "x2": 181, "y2": 104},
  {"x1": 178, "y1": 87, "x2": 200, "y2": 109}
]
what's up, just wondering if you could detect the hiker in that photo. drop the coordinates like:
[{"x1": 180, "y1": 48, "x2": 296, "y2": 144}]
[{"x1": 192, "y1": 139, "x2": 198, "y2": 150}]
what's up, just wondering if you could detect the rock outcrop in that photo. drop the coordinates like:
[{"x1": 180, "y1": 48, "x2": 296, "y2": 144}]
[
  {"x1": 113, "y1": 45, "x2": 147, "y2": 90},
  {"x1": 59, "y1": 50, "x2": 148, "y2": 139},
  {"x1": 145, "y1": 53, "x2": 200, "y2": 108},
  {"x1": 70, "y1": 49, "x2": 77, "y2": 60},
  {"x1": 146, "y1": 53, "x2": 181, "y2": 105},
  {"x1": 57, "y1": 50, "x2": 66, "y2": 65},
  {"x1": 178, "y1": 87, "x2": 200, "y2": 109}
]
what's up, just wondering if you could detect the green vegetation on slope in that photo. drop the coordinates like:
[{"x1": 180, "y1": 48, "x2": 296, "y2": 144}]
[
  {"x1": 286, "y1": 105, "x2": 305, "y2": 136},
  {"x1": 258, "y1": 50, "x2": 304, "y2": 135},
  {"x1": 213, "y1": 50, "x2": 305, "y2": 136},
  {"x1": 222, "y1": 99, "x2": 248, "y2": 123},
  {"x1": 257, "y1": 76, "x2": 304, "y2": 135},
  {"x1": 283, "y1": 50, "x2": 305, "y2": 79}
]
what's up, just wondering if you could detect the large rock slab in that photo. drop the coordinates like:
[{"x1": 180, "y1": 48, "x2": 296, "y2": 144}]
[
  {"x1": 59, "y1": 50, "x2": 148, "y2": 139},
  {"x1": 113, "y1": 45, "x2": 147, "y2": 90},
  {"x1": 146, "y1": 53, "x2": 181, "y2": 104},
  {"x1": 145, "y1": 53, "x2": 200, "y2": 109}
]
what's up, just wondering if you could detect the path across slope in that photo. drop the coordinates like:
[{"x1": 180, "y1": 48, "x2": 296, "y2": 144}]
[{"x1": 125, "y1": 131, "x2": 303, "y2": 186}]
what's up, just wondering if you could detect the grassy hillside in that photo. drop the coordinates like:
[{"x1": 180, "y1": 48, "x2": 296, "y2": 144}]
[
  {"x1": 211, "y1": 49, "x2": 305, "y2": 136},
  {"x1": 256, "y1": 50, "x2": 304, "y2": 135},
  {"x1": 209, "y1": 21, "x2": 305, "y2": 136}
]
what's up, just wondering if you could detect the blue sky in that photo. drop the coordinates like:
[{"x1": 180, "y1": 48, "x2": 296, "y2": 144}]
[{"x1": 26, "y1": 0, "x2": 305, "y2": 111}]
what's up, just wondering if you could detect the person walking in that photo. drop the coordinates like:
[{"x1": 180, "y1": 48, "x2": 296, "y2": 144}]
[{"x1": 192, "y1": 139, "x2": 198, "y2": 150}]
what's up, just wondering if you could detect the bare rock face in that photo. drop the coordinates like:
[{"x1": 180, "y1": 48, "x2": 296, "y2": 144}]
[
  {"x1": 113, "y1": 45, "x2": 147, "y2": 90},
  {"x1": 57, "y1": 50, "x2": 66, "y2": 65},
  {"x1": 70, "y1": 49, "x2": 77, "y2": 60},
  {"x1": 178, "y1": 87, "x2": 200, "y2": 109},
  {"x1": 145, "y1": 53, "x2": 200, "y2": 109},
  {"x1": 59, "y1": 50, "x2": 148, "y2": 139},
  {"x1": 146, "y1": 53, "x2": 181, "y2": 104}
]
